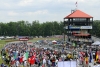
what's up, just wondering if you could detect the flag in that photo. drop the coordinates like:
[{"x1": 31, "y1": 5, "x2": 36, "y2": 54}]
[
  {"x1": 89, "y1": 51, "x2": 93, "y2": 63},
  {"x1": 75, "y1": 2, "x2": 77, "y2": 7},
  {"x1": 19, "y1": 56, "x2": 23, "y2": 63},
  {"x1": 14, "y1": 52, "x2": 17, "y2": 60},
  {"x1": 23, "y1": 52, "x2": 29, "y2": 61},
  {"x1": 30, "y1": 55, "x2": 36, "y2": 65},
  {"x1": 25, "y1": 52, "x2": 29, "y2": 59},
  {"x1": 95, "y1": 49, "x2": 98, "y2": 62},
  {"x1": 85, "y1": 51, "x2": 88, "y2": 64}
]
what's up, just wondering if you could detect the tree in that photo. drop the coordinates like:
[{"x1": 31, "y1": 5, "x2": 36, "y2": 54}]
[{"x1": 0, "y1": 20, "x2": 99, "y2": 37}]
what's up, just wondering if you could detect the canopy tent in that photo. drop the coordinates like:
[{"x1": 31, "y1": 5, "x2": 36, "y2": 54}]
[
  {"x1": 92, "y1": 41, "x2": 100, "y2": 46},
  {"x1": 52, "y1": 40, "x2": 57, "y2": 42},
  {"x1": 52, "y1": 40, "x2": 57, "y2": 44}
]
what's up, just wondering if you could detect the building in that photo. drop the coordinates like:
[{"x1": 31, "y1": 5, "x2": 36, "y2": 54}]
[{"x1": 64, "y1": 9, "x2": 93, "y2": 44}]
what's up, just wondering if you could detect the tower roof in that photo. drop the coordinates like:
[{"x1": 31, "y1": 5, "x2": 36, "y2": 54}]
[{"x1": 64, "y1": 10, "x2": 93, "y2": 19}]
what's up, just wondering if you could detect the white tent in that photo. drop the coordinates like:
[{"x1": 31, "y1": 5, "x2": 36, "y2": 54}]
[
  {"x1": 52, "y1": 40, "x2": 57, "y2": 43},
  {"x1": 52, "y1": 40, "x2": 57, "y2": 44},
  {"x1": 92, "y1": 41, "x2": 100, "y2": 46}
]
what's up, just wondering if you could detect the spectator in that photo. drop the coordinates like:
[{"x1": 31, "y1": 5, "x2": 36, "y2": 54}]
[{"x1": 1, "y1": 63, "x2": 4, "y2": 67}]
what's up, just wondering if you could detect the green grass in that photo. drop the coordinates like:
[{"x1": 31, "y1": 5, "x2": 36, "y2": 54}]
[
  {"x1": 0, "y1": 39, "x2": 18, "y2": 65},
  {"x1": 0, "y1": 40, "x2": 9, "y2": 50},
  {"x1": 0, "y1": 40, "x2": 8, "y2": 64},
  {"x1": 0, "y1": 39, "x2": 18, "y2": 49}
]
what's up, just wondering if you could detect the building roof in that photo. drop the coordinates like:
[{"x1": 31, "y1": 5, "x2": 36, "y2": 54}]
[{"x1": 64, "y1": 10, "x2": 93, "y2": 19}]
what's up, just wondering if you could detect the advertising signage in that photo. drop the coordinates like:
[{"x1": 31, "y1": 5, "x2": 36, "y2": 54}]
[
  {"x1": 80, "y1": 26, "x2": 92, "y2": 29},
  {"x1": 19, "y1": 37, "x2": 29, "y2": 41},
  {"x1": 19, "y1": 38, "x2": 29, "y2": 41},
  {"x1": 69, "y1": 26, "x2": 80, "y2": 29},
  {"x1": 67, "y1": 26, "x2": 92, "y2": 29}
]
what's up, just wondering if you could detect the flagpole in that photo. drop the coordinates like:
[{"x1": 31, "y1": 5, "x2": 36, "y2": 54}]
[
  {"x1": 75, "y1": 2, "x2": 77, "y2": 9},
  {"x1": 75, "y1": 0, "x2": 78, "y2": 10}
]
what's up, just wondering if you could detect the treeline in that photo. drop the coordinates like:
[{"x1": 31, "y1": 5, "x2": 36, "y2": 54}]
[
  {"x1": 0, "y1": 20, "x2": 64, "y2": 36},
  {"x1": 90, "y1": 20, "x2": 100, "y2": 37},
  {"x1": 0, "y1": 20, "x2": 100, "y2": 37}
]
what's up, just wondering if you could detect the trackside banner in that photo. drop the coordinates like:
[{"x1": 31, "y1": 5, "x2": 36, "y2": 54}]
[{"x1": 19, "y1": 38, "x2": 29, "y2": 41}]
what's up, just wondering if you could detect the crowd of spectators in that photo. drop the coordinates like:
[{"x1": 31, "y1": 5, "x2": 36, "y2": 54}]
[{"x1": 0, "y1": 41, "x2": 74, "y2": 67}]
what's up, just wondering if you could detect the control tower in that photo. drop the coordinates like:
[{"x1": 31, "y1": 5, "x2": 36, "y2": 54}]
[{"x1": 64, "y1": 9, "x2": 93, "y2": 44}]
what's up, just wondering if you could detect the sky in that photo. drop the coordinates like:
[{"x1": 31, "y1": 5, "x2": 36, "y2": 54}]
[{"x1": 0, "y1": 0, "x2": 100, "y2": 23}]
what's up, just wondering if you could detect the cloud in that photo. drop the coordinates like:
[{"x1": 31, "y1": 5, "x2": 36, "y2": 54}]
[
  {"x1": 18, "y1": 0, "x2": 34, "y2": 6},
  {"x1": 26, "y1": 10, "x2": 49, "y2": 15},
  {"x1": 8, "y1": 11, "x2": 19, "y2": 16},
  {"x1": 0, "y1": 0, "x2": 100, "y2": 23}
]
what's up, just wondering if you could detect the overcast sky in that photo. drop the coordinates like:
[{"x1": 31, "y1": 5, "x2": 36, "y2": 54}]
[{"x1": 0, "y1": 0, "x2": 99, "y2": 23}]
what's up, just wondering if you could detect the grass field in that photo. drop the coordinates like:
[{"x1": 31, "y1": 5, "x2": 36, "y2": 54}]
[
  {"x1": 0, "y1": 37, "x2": 60, "y2": 65},
  {"x1": 0, "y1": 40, "x2": 10, "y2": 65}
]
